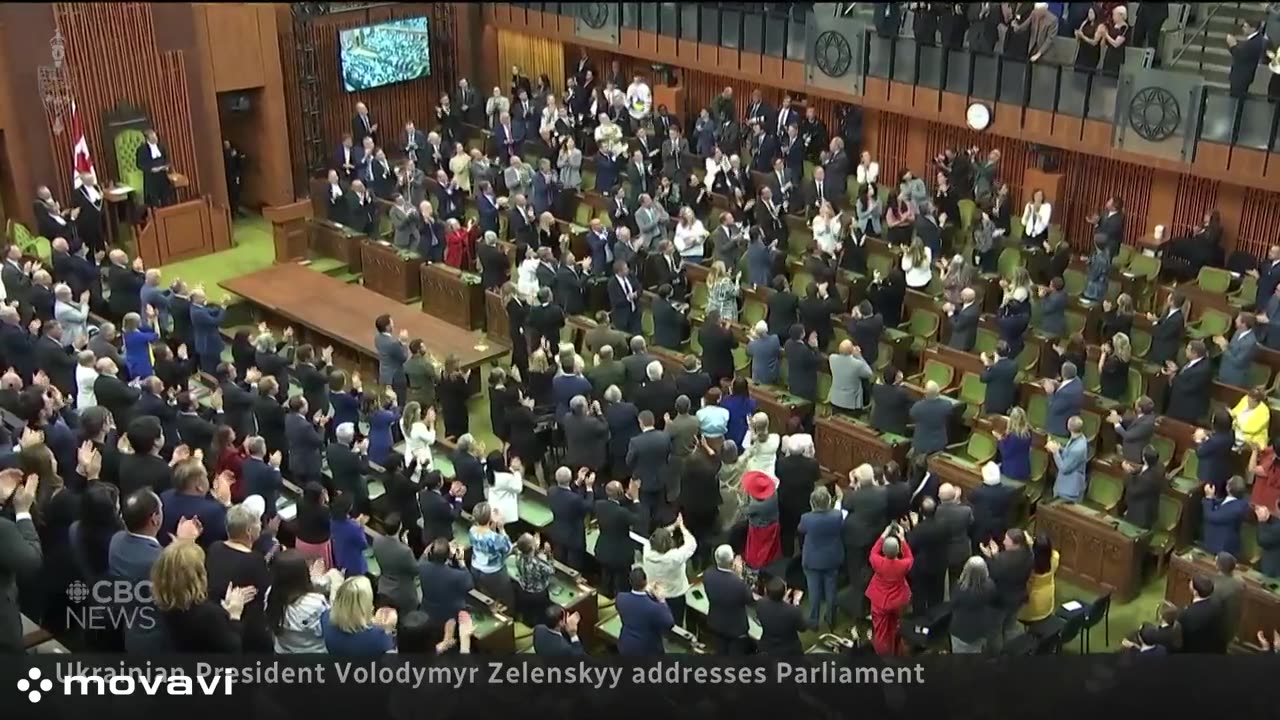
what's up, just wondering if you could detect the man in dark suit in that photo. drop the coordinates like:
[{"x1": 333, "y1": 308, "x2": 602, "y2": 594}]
[
  {"x1": 1254, "y1": 245, "x2": 1280, "y2": 308},
  {"x1": 493, "y1": 111, "x2": 522, "y2": 167},
  {"x1": 1226, "y1": 19, "x2": 1266, "y2": 98},
  {"x1": 1147, "y1": 292, "x2": 1186, "y2": 365},
  {"x1": 351, "y1": 101, "x2": 377, "y2": 145},
  {"x1": 594, "y1": 481, "x2": 640, "y2": 598},
  {"x1": 652, "y1": 286, "x2": 690, "y2": 350},
  {"x1": 1045, "y1": 363, "x2": 1084, "y2": 437},
  {"x1": 0, "y1": 469, "x2": 41, "y2": 653},
  {"x1": 533, "y1": 606, "x2": 586, "y2": 655},
  {"x1": 50, "y1": 237, "x2": 97, "y2": 303},
  {"x1": 1122, "y1": 446, "x2": 1165, "y2": 530},
  {"x1": 1089, "y1": 198, "x2": 1126, "y2": 257},
  {"x1": 982, "y1": 528, "x2": 1034, "y2": 650},
  {"x1": 970, "y1": 462, "x2": 1017, "y2": 545},
  {"x1": 553, "y1": 253, "x2": 588, "y2": 316},
  {"x1": 785, "y1": 325, "x2": 822, "y2": 403},
  {"x1": 327, "y1": 423, "x2": 371, "y2": 511},
  {"x1": 334, "y1": 133, "x2": 360, "y2": 182},
  {"x1": 909, "y1": 381, "x2": 952, "y2": 455},
  {"x1": 749, "y1": 124, "x2": 779, "y2": 173},
  {"x1": 634, "y1": 362, "x2": 678, "y2": 430},
  {"x1": 780, "y1": 125, "x2": 805, "y2": 186},
  {"x1": 702, "y1": 545, "x2": 756, "y2": 654},
  {"x1": 607, "y1": 261, "x2": 641, "y2": 336},
  {"x1": 174, "y1": 392, "x2": 220, "y2": 457},
  {"x1": 615, "y1": 567, "x2": 674, "y2": 656},
  {"x1": 945, "y1": 288, "x2": 981, "y2": 352},
  {"x1": 72, "y1": 173, "x2": 107, "y2": 254},
  {"x1": 547, "y1": 466, "x2": 593, "y2": 570},
  {"x1": 755, "y1": 187, "x2": 787, "y2": 247},
  {"x1": 414, "y1": 470, "x2": 459, "y2": 548},
  {"x1": 136, "y1": 129, "x2": 175, "y2": 208},
  {"x1": 804, "y1": 165, "x2": 837, "y2": 215},
  {"x1": 979, "y1": 341, "x2": 1019, "y2": 415},
  {"x1": 841, "y1": 466, "x2": 888, "y2": 619},
  {"x1": 626, "y1": 411, "x2": 672, "y2": 534},
  {"x1": 1202, "y1": 476, "x2": 1250, "y2": 556},
  {"x1": 33, "y1": 186, "x2": 74, "y2": 244},
  {"x1": 526, "y1": 288, "x2": 566, "y2": 352},
  {"x1": 1178, "y1": 576, "x2": 1226, "y2": 653},
  {"x1": 1165, "y1": 340, "x2": 1212, "y2": 424},
  {"x1": 240, "y1": 436, "x2": 283, "y2": 521},
  {"x1": 418, "y1": 539, "x2": 473, "y2": 622},
  {"x1": 847, "y1": 301, "x2": 883, "y2": 367},
  {"x1": 1109, "y1": 396, "x2": 1158, "y2": 463},
  {"x1": 745, "y1": 89, "x2": 773, "y2": 131},
  {"x1": 870, "y1": 366, "x2": 912, "y2": 436},
  {"x1": 823, "y1": 137, "x2": 851, "y2": 197}
]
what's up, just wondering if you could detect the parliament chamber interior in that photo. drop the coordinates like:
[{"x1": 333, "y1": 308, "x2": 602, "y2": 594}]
[{"x1": 3, "y1": 0, "x2": 1280, "y2": 660}]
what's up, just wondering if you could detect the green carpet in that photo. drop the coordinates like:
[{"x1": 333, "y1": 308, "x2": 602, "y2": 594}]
[{"x1": 156, "y1": 215, "x2": 276, "y2": 305}]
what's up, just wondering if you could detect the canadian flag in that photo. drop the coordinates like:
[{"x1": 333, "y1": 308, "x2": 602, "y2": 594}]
[{"x1": 70, "y1": 100, "x2": 96, "y2": 188}]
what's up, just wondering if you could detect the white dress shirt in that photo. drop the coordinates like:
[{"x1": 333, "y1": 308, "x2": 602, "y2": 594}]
[
  {"x1": 673, "y1": 219, "x2": 708, "y2": 258},
  {"x1": 856, "y1": 161, "x2": 879, "y2": 186},
  {"x1": 1021, "y1": 202, "x2": 1052, "y2": 238}
]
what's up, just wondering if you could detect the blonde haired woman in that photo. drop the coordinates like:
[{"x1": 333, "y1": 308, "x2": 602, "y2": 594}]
[
  {"x1": 673, "y1": 206, "x2": 709, "y2": 264},
  {"x1": 323, "y1": 575, "x2": 395, "y2": 655},
  {"x1": 994, "y1": 407, "x2": 1033, "y2": 482},
  {"x1": 740, "y1": 412, "x2": 781, "y2": 478},
  {"x1": 400, "y1": 401, "x2": 436, "y2": 474},
  {"x1": 449, "y1": 144, "x2": 472, "y2": 193},
  {"x1": 810, "y1": 201, "x2": 843, "y2": 257},
  {"x1": 152, "y1": 540, "x2": 256, "y2": 652},
  {"x1": 1098, "y1": 332, "x2": 1132, "y2": 402},
  {"x1": 900, "y1": 236, "x2": 933, "y2": 289},
  {"x1": 1232, "y1": 387, "x2": 1272, "y2": 449},
  {"x1": 939, "y1": 254, "x2": 975, "y2": 305},
  {"x1": 705, "y1": 260, "x2": 741, "y2": 323}
]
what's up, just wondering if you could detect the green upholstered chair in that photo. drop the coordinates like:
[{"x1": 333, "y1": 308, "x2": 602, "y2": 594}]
[
  {"x1": 975, "y1": 327, "x2": 999, "y2": 355},
  {"x1": 907, "y1": 309, "x2": 940, "y2": 352},
  {"x1": 1195, "y1": 266, "x2": 1233, "y2": 294},
  {"x1": 1085, "y1": 470, "x2": 1124, "y2": 514},
  {"x1": 114, "y1": 128, "x2": 147, "y2": 208},
  {"x1": 951, "y1": 430, "x2": 997, "y2": 466},
  {"x1": 791, "y1": 270, "x2": 814, "y2": 298},
  {"x1": 1130, "y1": 328, "x2": 1152, "y2": 358},
  {"x1": 1187, "y1": 309, "x2": 1231, "y2": 341},
  {"x1": 741, "y1": 297, "x2": 767, "y2": 328},
  {"x1": 1229, "y1": 274, "x2": 1257, "y2": 308},
  {"x1": 996, "y1": 247, "x2": 1022, "y2": 279},
  {"x1": 1148, "y1": 495, "x2": 1183, "y2": 573},
  {"x1": 914, "y1": 358, "x2": 955, "y2": 391},
  {"x1": 958, "y1": 372, "x2": 986, "y2": 421}
]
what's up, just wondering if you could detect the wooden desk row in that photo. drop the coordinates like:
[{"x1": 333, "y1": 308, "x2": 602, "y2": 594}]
[{"x1": 1166, "y1": 549, "x2": 1280, "y2": 649}]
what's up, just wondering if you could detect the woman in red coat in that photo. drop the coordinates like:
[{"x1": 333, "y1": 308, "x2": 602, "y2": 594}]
[
  {"x1": 865, "y1": 524, "x2": 913, "y2": 655},
  {"x1": 742, "y1": 470, "x2": 782, "y2": 584},
  {"x1": 444, "y1": 217, "x2": 479, "y2": 269}
]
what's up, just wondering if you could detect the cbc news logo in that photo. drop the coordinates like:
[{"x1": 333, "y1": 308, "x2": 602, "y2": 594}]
[
  {"x1": 16, "y1": 668, "x2": 53, "y2": 703},
  {"x1": 64, "y1": 579, "x2": 156, "y2": 631}
]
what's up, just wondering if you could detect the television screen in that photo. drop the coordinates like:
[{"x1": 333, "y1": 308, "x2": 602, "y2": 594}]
[{"x1": 339, "y1": 16, "x2": 431, "y2": 92}]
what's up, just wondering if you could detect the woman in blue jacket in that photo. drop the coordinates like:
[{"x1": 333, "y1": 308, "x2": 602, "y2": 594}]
[
  {"x1": 1197, "y1": 410, "x2": 1237, "y2": 496},
  {"x1": 121, "y1": 311, "x2": 160, "y2": 379},
  {"x1": 995, "y1": 407, "x2": 1033, "y2": 482},
  {"x1": 364, "y1": 386, "x2": 401, "y2": 467}
]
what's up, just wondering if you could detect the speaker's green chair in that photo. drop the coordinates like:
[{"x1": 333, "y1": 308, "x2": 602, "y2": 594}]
[{"x1": 114, "y1": 128, "x2": 148, "y2": 208}]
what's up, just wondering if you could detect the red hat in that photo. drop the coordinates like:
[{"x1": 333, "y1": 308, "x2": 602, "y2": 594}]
[{"x1": 742, "y1": 470, "x2": 776, "y2": 501}]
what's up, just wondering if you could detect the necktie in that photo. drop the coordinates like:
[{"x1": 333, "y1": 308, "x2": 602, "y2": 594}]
[
  {"x1": 818, "y1": 183, "x2": 824, "y2": 205},
  {"x1": 778, "y1": 111, "x2": 785, "y2": 136}
]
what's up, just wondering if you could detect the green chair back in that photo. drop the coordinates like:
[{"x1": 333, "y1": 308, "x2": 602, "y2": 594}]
[
  {"x1": 1027, "y1": 392, "x2": 1048, "y2": 427},
  {"x1": 1241, "y1": 522, "x2": 1261, "y2": 565},
  {"x1": 1127, "y1": 254, "x2": 1160, "y2": 281},
  {"x1": 816, "y1": 372, "x2": 832, "y2": 403},
  {"x1": 1155, "y1": 494, "x2": 1182, "y2": 534},
  {"x1": 1176, "y1": 448, "x2": 1199, "y2": 480},
  {"x1": 1230, "y1": 274, "x2": 1258, "y2": 306},
  {"x1": 966, "y1": 431, "x2": 998, "y2": 465},
  {"x1": 1190, "y1": 309, "x2": 1231, "y2": 339},
  {"x1": 868, "y1": 253, "x2": 892, "y2": 278},
  {"x1": 642, "y1": 307, "x2": 655, "y2": 337},
  {"x1": 1249, "y1": 362, "x2": 1272, "y2": 389},
  {"x1": 1116, "y1": 244, "x2": 1135, "y2": 268},
  {"x1": 792, "y1": 271, "x2": 814, "y2": 298},
  {"x1": 574, "y1": 202, "x2": 594, "y2": 227},
  {"x1": 1196, "y1": 266, "x2": 1233, "y2": 294},
  {"x1": 1130, "y1": 328, "x2": 1152, "y2": 358},
  {"x1": 1065, "y1": 310, "x2": 1087, "y2": 338},
  {"x1": 742, "y1": 298, "x2": 767, "y2": 328},
  {"x1": 875, "y1": 342, "x2": 893, "y2": 370},
  {"x1": 787, "y1": 228, "x2": 810, "y2": 258},
  {"x1": 959, "y1": 372, "x2": 986, "y2": 406},
  {"x1": 690, "y1": 282, "x2": 709, "y2": 315},
  {"x1": 997, "y1": 247, "x2": 1022, "y2": 278},
  {"x1": 1084, "y1": 359, "x2": 1101, "y2": 393},
  {"x1": 909, "y1": 310, "x2": 940, "y2": 343},
  {"x1": 1086, "y1": 471, "x2": 1124, "y2": 513},
  {"x1": 1126, "y1": 367, "x2": 1146, "y2": 405},
  {"x1": 975, "y1": 328, "x2": 999, "y2": 355},
  {"x1": 1018, "y1": 342, "x2": 1039, "y2": 373},
  {"x1": 828, "y1": 325, "x2": 851, "y2": 354},
  {"x1": 1080, "y1": 410, "x2": 1101, "y2": 443},
  {"x1": 1063, "y1": 268, "x2": 1086, "y2": 297},
  {"x1": 733, "y1": 346, "x2": 750, "y2": 374},
  {"x1": 1030, "y1": 447, "x2": 1048, "y2": 484},
  {"x1": 114, "y1": 129, "x2": 148, "y2": 208},
  {"x1": 921, "y1": 359, "x2": 955, "y2": 389},
  {"x1": 1150, "y1": 434, "x2": 1175, "y2": 469}
]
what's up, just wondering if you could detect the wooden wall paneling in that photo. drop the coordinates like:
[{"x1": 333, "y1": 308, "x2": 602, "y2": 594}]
[
  {"x1": 1167, "y1": 172, "x2": 1218, "y2": 237},
  {"x1": 48, "y1": 3, "x2": 202, "y2": 205},
  {"x1": 1061, "y1": 155, "x2": 1153, "y2": 253},
  {"x1": 1216, "y1": 183, "x2": 1248, "y2": 258},
  {"x1": 249, "y1": 4, "x2": 292, "y2": 207},
  {"x1": 1230, "y1": 147, "x2": 1267, "y2": 184},
  {"x1": 1143, "y1": 170, "x2": 1179, "y2": 241},
  {"x1": 496, "y1": 29, "x2": 566, "y2": 97},
  {"x1": 923, "y1": 121, "x2": 1030, "y2": 200},
  {"x1": 1193, "y1": 141, "x2": 1232, "y2": 177},
  {"x1": 1268, "y1": 153, "x2": 1280, "y2": 186},
  {"x1": 202, "y1": 3, "x2": 265, "y2": 92},
  {"x1": 1051, "y1": 113, "x2": 1083, "y2": 146},
  {"x1": 279, "y1": 4, "x2": 454, "y2": 189},
  {"x1": 656, "y1": 34, "x2": 677, "y2": 63},
  {"x1": 1238, "y1": 188, "x2": 1280, "y2": 259}
]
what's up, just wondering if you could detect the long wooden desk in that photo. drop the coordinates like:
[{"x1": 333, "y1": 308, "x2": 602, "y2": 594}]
[
  {"x1": 1035, "y1": 500, "x2": 1149, "y2": 603},
  {"x1": 361, "y1": 239, "x2": 423, "y2": 303},
  {"x1": 1165, "y1": 549, "x2": 1280, "y2": 649},
  {"x1": 220, "y1": 263, "x2": 507, "y2": 379},
  {"x1": 309, "y1": 218, "x2": 365, "y2": 273},
  {"x1": 420, "y1": 262, "x2": 486, "y2": 331},
  {"x1": 814, "y1": 413, "x2": 910, "y2": 479}
]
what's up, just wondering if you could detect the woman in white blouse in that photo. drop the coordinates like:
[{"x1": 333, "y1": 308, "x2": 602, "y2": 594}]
[
  {"x1": 1021, "y1": 189, "x2": 1052, "y2": 247},
  {"x1": 855, "y1": 150, "x2": 879, "y2": 190},
  {"x1": 810, "y1": 201, "x2": 843, "y2": 257},
  {"x1": 673, "y1": 206, "x2": 708, "y2": 263},
  {"x1": 400, "y1": 402, "x2": 436, "y2": 474},
  {"x1": 901, "y1": 236, "x2": 933, "y2": 289},
  {"x1": 704, "y1": 147, "x2": 730, "y2": 190},
  {"x1": 640, "y1": 513, "x2": 697, "y2": 623},
  {"x1": 740, "y1": 413, "x2": 781, "y2": 478},
  {"x1": 487, "y1": 453, "x2": 524, "y2": 526},
  {"x1": 539, "y1": 95, "x2": 559, "y2": 137}
]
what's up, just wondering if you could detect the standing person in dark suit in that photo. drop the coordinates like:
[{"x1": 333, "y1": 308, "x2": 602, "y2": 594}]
[
  {"x1": 594, "y1": 480, "x2": 640, "y2": 598},
  {"x1": 909, "y1": 381, "x2": 952, "y2": 455},
  {"x1": 785, "y1": 325, "x2": 822, "y2": 405},
  {"x1": 944, "y1": 287, "x2": 980, "y2": 351},
  {"x1": 1122, "y1": 446, "x2": 1165, "y2": 530},
  {"x1": 627, "y1": 411, "x2": 672, "y2": 535},
  {"x1": 970, "y1": 462, "x2": 1017, "y2": 546},
  {"x1": 607, "y1": 261, "x2": 641, "y2": 336},
  {"x1": 869, "y1": 366, "x2": 912, "y2": 436},
  {"x1": 136, "y1": 129, "x2": 176, "y2": 208},
  {"x1": 72, "y1": 173, "x2": 107, "y2": 255},
  {"x1": 553, "y1": 252, "x2": 588, "y2": 316},
  {"x1": 547, "y1": 466, "x2": 593, "y2": 571},
  {"x1": 1254, "y1": 245, "x2": 1280, "y2": 307},
  {"x1": 755, "y1": 576, "x2": 811, "y2": 654},
  {"x1": 1164, "y1": 340, "x2": 1212, "y2": 424},
  {"x1": 615, "y1": 567, "x2": 674, "y2": 655},
  {"x1": 0, "y1": 469, "x2": 40, "y2": 653},
  {"x1": 533, "y1": 606, "x2": 585, "y2": 656},
  {"x1": 1147, "y1": 292, "x2": 1186, "y2": 366},
  {"x1": 847, "y1": 301, "x2": 884, "y2": 368},
  {"x1": 1226, "y1": 19, "x2": 1267, "y2": 98},
  {"x1": 840, "y1": 464, "x2": 887, "y2": 620},
  {"x1": 702, "y1": 544, "x2": 756, "y2": 654},
  {"x1": 1109, "y1": 396, "x2": 1158, "y2": 463},
  {"x1": 1202, "y1": 476, "x2": 1250, "y2": 556},
  {"x1": 351, "y1": 101, "x2": 377, "y2": 145},
  {"x1": 698, "y1": 310, "x2": 739, "y2": 388},
  {"x1": 651, "y1": 286, "x2": 690, "y2": 350},
  {"x1": 980, "y1": 528, "x2": 1034, "y2": 651},
  {"x1": 1087, "y1": 197, "x2": 1126, "y2": 257},
  {"x1": 905, "y1": 496, "x2": 949, "y2": 615},
  {"x1": 979, "y1": 342, "x2": 1019, "y2": 415},
  {"x1": 417, "y1": 471, "x2": 462, "y2": 548},
  {"x1": 1178, "y1": 576, "x2": 1227, "y2": 653},
  {"x1": 766, "y1": 276, "x2": 799, "y2": 341}
]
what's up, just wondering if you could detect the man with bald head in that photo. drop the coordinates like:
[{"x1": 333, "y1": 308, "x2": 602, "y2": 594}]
[
  {"x1": 909, "y1": 380, "x2": 952, "y2": 455},
  {"x1": 28, "y1": 269, "x2": 55, "y2": 324},
  {"x1": 105, "y1": 248, "x2": 144, "y2": 320},
  {"x1": 935, "y1": 482, "x2": 974, "y2": 588},
  {"x1": 944, "y1": 287, "x2": 981, "y2": 352},
  {"x1": 593, "y1": 478, "x2": 641, "y2": 598},
  {"x1": 50, "y1": 236, "x2": 98, "y2": 302},
  {"x1": 842, "y1": 462, "x2": 888, "y2": 620},
  {"x1": 93, "y1": 357, "x2": 139, "y2": 428},
  {"x1": 829, "y1": 339, "x2": 873, "y2": 415}
]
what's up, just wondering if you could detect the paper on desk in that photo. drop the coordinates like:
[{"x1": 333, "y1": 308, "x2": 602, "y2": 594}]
[
  {"x1": 1061, "y1": 600, "x2": 1083, "y2": 612},
  {"x1": 110, "y1": 185, "x2": 134, "y2": 194}
]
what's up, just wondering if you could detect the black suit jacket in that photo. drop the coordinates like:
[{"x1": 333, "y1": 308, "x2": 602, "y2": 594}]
[
  {"x1": 1179, "y1": 598, "x2": 1227, "y2": 653},
  {"x1": 1165, "y1": 359, "x2": 1212, "y2": 423},
  {"x1": 593, "y1": 498, "x2": 638, "y2": 570},
  {"x1": 870, "y1": 383, "x2": 912, "y2": 436},
  {"x1": 652, "y1": 298, "x2": 689, "y2": 350},
  {"x1": 980, "y1": 358, "x2": 1019, "y2": 415},
  {"x1": 1228, "y1": 33, "x2": 1266, "y2": 96},
  {"x1": 1149, "y1": 308, "x2": 1185, "y2": 365},
  {"x1": 418, "y1": 488, "x2": 460, "y2": 547},
  {"x1": 1123, "y1": 466, "x2": 1165, "y2": 530},
  {"x1": 842, "y1": 485, "x2": 889, "y2": 549},
  {"x1": 849, "y1": 314, "x2": 884, "y2": 366},
  {"x1": 698, "y1": 323, "x2": 738, "y2": 381},
  {"x1": 702, "y1": 567, "x2": 754, "y2": 638},
  {"x1": 553, "y1": 264, "x2": 587, "y2": 316},
  {"x1": 95, "y1": 374, "x2": 140, "y2": 428},
  {"x1": 547, "y1": 484, "x2": 592, "y2": 551},
  {"x1": 533, "y1": 625, "x2": 585, "y2": 655},
  {"x1": 634, "y1": 378, "x2": 678, "y2": 429},
  {"x1": 627, "y1": 429, "x2": 672, "y2": 494}
]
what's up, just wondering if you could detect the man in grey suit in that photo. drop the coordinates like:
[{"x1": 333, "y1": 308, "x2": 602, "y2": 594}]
[
  {"x1": 620, "y1": 336, "x2": 657, "y2": 396},
  {"x1": 1109, "y1": 396, "x2": 1158, "y2": 463},
  {"x1": 626, "y1": 410, "x2": 672, "y2": 535},
  {"x1": 635, "y1": 194, "x2": 669, "y2": 251},
  {"x1": 1038, "y1": 278, "x2": 1069, "y2": 338},
  {"x1": 372, "y1": 531, "x2": 422, "y2": 614},
  {"x1": 374, "y1": 313, "x2": 409, "y2": 402},
  {"x1": 1216, "y1": 314, "x2": 1259, "y2": 388},
  {"x1": 909, "y1": 381, "x2": 953, "y2": 455},
  {"x1": 503, "y1": 156, "x2": 533, "y2": 200},
  {"x1": 944, "y1": 287, "x2": 981, "y2": 352},
  {"x1": 828, "y1": 340, "x2": 873, "y2": 415},
  {"x1": 389, "y1": 193, "x2": 420, "y2": 251},
  {"x1": 660, "y1": 126, "x2": 690, "y2": 184},
  {"x1": 0, "y1": 470, "x2": 40, "y2": 653}
]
